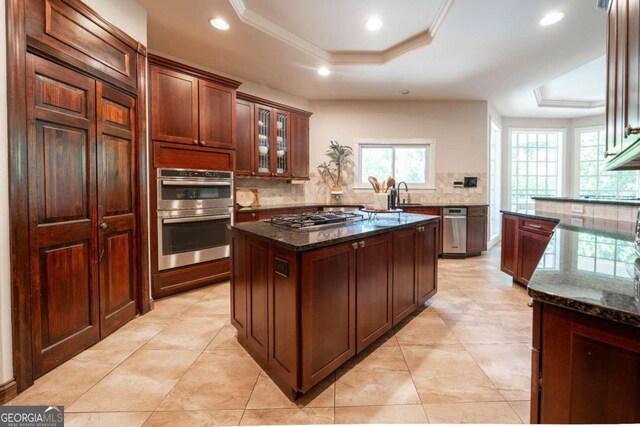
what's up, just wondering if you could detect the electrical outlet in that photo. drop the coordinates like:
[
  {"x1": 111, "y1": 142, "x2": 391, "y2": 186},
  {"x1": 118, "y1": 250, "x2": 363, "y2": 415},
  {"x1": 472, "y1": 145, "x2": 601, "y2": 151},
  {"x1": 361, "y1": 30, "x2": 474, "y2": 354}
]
[{"x1": 571, "y1": 204, "x2": 584, "y2": 214}]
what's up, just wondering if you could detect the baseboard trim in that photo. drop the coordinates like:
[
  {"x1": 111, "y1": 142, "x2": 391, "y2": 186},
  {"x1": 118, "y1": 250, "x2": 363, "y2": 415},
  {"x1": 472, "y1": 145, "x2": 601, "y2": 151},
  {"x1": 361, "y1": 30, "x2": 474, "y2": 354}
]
[{"x1": 0, "y1": 379, "x2": 18, "y2": 404}]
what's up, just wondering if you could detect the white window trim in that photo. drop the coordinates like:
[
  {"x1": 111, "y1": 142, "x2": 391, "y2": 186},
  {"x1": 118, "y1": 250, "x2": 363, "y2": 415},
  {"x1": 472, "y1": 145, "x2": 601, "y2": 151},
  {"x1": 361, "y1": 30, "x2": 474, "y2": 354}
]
[
  {"x1": 506, "y1": 127, "x2": 566, "y2": 212},
  {"x1": 353, "y1": 138, "x2": 436, "y2": 191},
  {"x1": 573, "y1": 125, "x2": 604, "y2": 198}
]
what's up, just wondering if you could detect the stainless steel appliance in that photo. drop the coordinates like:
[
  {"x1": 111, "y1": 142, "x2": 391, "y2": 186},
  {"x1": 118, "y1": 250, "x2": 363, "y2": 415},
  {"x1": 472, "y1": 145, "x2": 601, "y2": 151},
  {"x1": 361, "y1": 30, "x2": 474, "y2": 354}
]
[
  {"x1": 443, "y1": 207, "x2": 467, "y2": 255},
  {"x1": 157, "y1": 168, "x2": 233, "y2": 210},
  {"x1": 269, "y1": 212, "x2": 363, "y2": 230},
  {"x1": 157, "y1": 168, "x2": 233, "y2": 270}
]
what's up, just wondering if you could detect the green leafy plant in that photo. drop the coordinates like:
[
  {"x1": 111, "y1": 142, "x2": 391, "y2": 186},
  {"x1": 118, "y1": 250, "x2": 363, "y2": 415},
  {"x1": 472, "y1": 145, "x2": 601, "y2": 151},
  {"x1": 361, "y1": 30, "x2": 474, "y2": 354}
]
[{"x1": 317, "y1": 140, "x2": 354, "y2": 187}]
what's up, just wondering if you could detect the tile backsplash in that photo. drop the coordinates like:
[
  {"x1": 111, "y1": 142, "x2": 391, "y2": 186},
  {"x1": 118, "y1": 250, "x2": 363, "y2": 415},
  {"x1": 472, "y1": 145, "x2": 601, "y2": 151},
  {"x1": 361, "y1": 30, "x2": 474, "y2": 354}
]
[{"x1": 237, "y1": 172, "x2": 488, "y2": 206}]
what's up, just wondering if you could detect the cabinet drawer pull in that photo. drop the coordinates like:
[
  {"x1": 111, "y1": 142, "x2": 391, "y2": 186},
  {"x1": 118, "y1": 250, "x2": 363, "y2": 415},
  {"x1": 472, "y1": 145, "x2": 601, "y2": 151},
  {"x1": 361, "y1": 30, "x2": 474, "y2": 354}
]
[
  {"x1": 193, "y1": 139, "x2": 198, "y2": 145},
  {"x1": 351, "y1": 242, "x2": 358, "y2": 250},
  {"x1": 200, "y1": 140, "x2": 206, "y2": 146},
  {"x1": 527, "y1": 224, "x2": 543, "y2": 229},
  {"x1": 625, "y1": 124, "x2": 640, "y2": 138}
]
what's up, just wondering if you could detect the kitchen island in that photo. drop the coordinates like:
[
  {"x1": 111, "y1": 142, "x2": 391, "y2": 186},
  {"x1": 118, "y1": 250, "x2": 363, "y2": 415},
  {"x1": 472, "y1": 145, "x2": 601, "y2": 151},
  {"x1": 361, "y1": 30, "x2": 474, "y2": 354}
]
[
  {"x1": 500, "y1": 210, "x2": 640, "y2": 424},
  {"x1": 230, "y1": 212, "x2": 440, "y2": 399}
]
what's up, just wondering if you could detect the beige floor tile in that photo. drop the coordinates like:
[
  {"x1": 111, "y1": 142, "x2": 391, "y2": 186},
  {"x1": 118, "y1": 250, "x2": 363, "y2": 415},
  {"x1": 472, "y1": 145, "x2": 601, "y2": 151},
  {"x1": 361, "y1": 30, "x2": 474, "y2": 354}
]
[
  {"x1": 462, "y1": 289, "x2": 531, "y2": 311},
  {"x1": 509, "y1": 401, "x2": 531, "y2": 423},
  {"x1": 183, "y1": 298, "x2": 230, "y2": 318},
  {"x1": 427, "y1": 289, "x2": 484, "y2": 313},
  {"x1": 395, "y1": 311, "x2": 461, "y2": 346},
  {"x1": 65, "y1": 412, "x2": 151, "y2": 427},
  {"x1": 240, "y1": 408, "x2": 334, "y2": 425},
  {"x1": 7, "y1": 350, "x2": 131, "y2": 407},
  {"x1": 68, "y1": 350, "x2": 200, "y2": 412},
  {"x1": 335, "y1": 404, "x2": 428, "y2": 424},
  {"x1": 492, "y1": 310, "x2": 534, "y2": 343},
  {"x1": 205, "y1": 323, "x2": 244, "y2": 350},
  {"x1": 438, "y1": 310, "x2": 521, "y2": 344},
  {"x1": 424, "y1": 401, "x2": 522, "y2": 424},
  {"x1": 141, "y1": 317, "x2": 226, "y2": 350},
  {"x1": 91, "y1": 317, "x2": 167, "y2": 351},
  {"x1": 247, "y1": 371, "x2": 334, "y2": 409},
  {"x1": 342, "y1": 345, "x2": 409, "y2": 372},
  {"x1": 335, "y1": 368, "x2": 420, "y2": 407},
  {"x1": 402, "y1": 345, "x2": 503, "y2": 404},
  {"x1": 144, "y1": 410, "x2": 243, "y2": 426},
  {"x1": 158, "y1": 349, "x2": 260, "y2": 410},
  {"x1": 465, "y1": 343, "x2": 532, "y2": 401}
]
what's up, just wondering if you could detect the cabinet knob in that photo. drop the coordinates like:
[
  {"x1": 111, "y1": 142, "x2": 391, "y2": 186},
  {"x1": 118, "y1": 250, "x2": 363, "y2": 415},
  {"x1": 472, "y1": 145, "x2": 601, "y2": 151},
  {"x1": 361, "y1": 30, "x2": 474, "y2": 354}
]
[
  {"x1": 251, "y1": 172, "x2": 256, "y2": 176},
  {"x1": 351, "y1": 242, "x2": 358, "y2": 250},
  {"x1": 625, "y1": 124, "x2": 640, "y2": 138},
  {"x1": 527, "y1": 300, "x2": 534, "y2": 308},
  {"x1": 200, "y1": 140, "x2": 206, "y2": 146},
  {"x1": 99, "y1": 222, "x2": 108, "y2": 230},
  {"x1": 251, "y1": 213, "x2": 256, "y2": 217},
  {"x1": 358, "y1": 241, "x2": 365, "y2": 248},
  {"x1": 193, "y1": 139, "x2": 198, "y2": 145}
]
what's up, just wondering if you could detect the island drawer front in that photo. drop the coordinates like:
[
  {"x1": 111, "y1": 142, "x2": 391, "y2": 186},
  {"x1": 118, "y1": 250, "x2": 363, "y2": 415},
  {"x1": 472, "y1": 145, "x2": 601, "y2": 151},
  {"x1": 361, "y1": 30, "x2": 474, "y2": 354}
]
[{"x1": 520, "y1": 218, "x2": 556, "y2": 235}]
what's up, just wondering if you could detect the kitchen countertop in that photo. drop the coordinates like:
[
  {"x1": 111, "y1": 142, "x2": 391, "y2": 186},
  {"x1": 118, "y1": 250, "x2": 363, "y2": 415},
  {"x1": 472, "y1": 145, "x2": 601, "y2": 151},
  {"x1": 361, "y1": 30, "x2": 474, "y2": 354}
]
[
  {"x1": 237, "y1": 202, "x2": 488, "y2": 213},
  {"x1": 231, "y1": 212, "x2": 440, "y2": 252},
  {"x1": 502, "y1": 210, "x2": 640, "y2": 328},
  {"x1": 532, "y1": 196, "x2": 640, "y2": 207}
]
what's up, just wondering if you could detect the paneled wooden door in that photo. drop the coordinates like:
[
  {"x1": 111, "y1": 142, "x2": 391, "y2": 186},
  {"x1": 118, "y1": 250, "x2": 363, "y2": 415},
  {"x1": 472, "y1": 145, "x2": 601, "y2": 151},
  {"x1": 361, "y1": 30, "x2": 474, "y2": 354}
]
[
  {"x1": 96, "y1": 82, "x2": 138, "y2": 337},
  {"x1": 28, "y1": 54, "x2": 138, "y2": 377}
]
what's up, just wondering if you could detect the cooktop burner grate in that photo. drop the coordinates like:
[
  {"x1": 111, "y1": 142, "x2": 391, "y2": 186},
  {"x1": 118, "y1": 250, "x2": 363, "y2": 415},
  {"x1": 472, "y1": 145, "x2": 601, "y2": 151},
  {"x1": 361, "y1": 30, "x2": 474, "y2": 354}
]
[{"x1": 269, "y1": 211, "x2": 364, "y2": 229}]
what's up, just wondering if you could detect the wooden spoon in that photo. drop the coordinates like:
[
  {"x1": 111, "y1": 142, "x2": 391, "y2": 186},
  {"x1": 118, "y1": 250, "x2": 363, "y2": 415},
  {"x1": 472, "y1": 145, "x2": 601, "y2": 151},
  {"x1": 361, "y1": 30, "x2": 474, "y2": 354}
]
[
  {"x1": 372, "y1": 177, "x2": 381, "y2": 193},
  {"x1": 380, "y1": 179, "x2": 387, "y2": 193},
  {"x1": 386, "y1": 177, "x2": 395, "y2": 191},
  {"x1": 368, "y1": 176, "x2": 378, "y2": 192}
]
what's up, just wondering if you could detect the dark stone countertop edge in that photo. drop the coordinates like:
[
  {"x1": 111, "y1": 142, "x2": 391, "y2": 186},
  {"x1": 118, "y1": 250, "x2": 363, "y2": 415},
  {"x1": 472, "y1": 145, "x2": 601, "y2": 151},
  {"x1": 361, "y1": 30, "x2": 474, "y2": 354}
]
[
  {"x1": 499, "y1": 210, "x2": 561, "y2": 223},
  {"x1": 532, "y1": 196, "x2": 640, "y2": 207},
  {"x1": 528, "y1": 287, "x2": 640, "y2": 328},
  {"x1": 232, "y1": 216, "x2": 441, "y2": 252}
]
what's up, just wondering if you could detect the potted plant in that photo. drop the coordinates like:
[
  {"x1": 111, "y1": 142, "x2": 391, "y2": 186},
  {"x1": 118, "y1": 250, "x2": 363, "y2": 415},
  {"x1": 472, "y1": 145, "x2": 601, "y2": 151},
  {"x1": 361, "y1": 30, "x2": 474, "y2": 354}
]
[{"x1": 317, "y1": 140, "x2": 354, "y2": 194}]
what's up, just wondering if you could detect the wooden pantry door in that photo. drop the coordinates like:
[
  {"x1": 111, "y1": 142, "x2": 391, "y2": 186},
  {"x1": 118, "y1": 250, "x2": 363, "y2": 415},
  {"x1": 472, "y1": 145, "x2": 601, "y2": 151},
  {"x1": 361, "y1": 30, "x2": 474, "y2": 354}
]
[
  {"x1": 96, "y1": 82, "x2": 139, "y2": 337},
  {"x1": 27, "y1": 54, "x2": 101, "y2": 377}
]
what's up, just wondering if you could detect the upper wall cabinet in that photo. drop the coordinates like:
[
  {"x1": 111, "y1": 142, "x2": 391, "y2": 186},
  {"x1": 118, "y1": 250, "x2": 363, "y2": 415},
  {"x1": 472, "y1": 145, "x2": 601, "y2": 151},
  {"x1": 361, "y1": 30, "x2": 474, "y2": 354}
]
[
  {"x1": 149, "y1": 55, "x2": 241, "y2": 150},
  {"x1": 605, "y1": 0, "x2": 640, "y2": 170},
  {"x1": 236, "y1": 92, "x2": 312, "y2": 179}
]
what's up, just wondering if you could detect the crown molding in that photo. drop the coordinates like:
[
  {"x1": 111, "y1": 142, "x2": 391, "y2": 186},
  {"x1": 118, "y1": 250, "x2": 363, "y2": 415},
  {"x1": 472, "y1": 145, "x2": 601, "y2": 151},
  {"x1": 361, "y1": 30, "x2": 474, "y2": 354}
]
[
  {"x1": 534, "y1": 87, "x2": 605, "y2": 109},
  {"x1": 228, "y1": 0, "x2": 454, "y2": 65}
]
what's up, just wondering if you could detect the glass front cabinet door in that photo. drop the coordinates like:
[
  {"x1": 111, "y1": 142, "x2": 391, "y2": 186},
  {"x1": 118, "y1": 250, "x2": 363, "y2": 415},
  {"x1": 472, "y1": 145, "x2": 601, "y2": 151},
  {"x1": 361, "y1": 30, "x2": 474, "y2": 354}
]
[
  {"x1": 256, "y1": 105, "x2": 273, "y2": 176},
  {"x1": 274, "y1": 110, "x2": 290, "y2": 176}
]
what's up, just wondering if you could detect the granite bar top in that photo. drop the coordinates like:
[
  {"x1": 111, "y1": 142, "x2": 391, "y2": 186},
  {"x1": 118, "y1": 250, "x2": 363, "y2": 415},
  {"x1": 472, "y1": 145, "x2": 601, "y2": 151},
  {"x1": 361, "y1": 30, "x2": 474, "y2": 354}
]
[
  {"x1": 500, "y1": 209, "x2": 561, "y2": 223},
  {"x1": 231, "y1": 212, "x2": 440, "y2": 252},
  {"x1": 501, "y1": 210, "x2": 640, "y2": 327},
  {"x1": 532, "y1": 196, "x2": 640, "y2": 207}
]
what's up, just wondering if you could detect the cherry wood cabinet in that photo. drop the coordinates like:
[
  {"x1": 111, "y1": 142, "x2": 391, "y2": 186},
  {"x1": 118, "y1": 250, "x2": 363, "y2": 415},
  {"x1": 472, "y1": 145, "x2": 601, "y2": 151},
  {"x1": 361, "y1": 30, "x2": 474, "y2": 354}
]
[
  {"x1": 500, "y1": 214, "x2": 557, "y2": 286},
  {"x1": 150, "y1": 58, "x2": 239, "y2": 150},
  {"x1": 531, "y1": 301, "x2": 640, "y2": 424},
  {"x1": 605, "y1": 0, "x2": 640, "y2": 169},
  {"x1": 403, "y1": 207, "x2": 443, "y2": 255},
  {"x1": 466, "y1": 206, "x2": 488, "y2": 255},
  {"x1": 231, "y1": 220, "x2": 438, "y2": 398},
  {"x1": 500, "y1": 214, "x2": 519, "y2": 277},
  {"x1": 236, "y1": 92, "x2": 312, "y2": 179},
  {"x1": 355, "y1": 234, "x2": 393, "y2": 352}
]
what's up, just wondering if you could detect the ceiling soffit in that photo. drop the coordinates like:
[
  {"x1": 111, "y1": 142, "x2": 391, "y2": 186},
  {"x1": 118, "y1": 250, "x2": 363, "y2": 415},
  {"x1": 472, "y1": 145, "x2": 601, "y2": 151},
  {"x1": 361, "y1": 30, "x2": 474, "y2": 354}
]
[{"x1": 227, "y1": 0, "x2": 455, "y2": 65}]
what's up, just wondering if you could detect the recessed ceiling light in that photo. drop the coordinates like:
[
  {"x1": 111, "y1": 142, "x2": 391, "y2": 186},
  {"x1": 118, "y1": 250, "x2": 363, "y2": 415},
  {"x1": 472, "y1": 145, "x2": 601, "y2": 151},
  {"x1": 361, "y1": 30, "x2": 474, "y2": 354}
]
[
  {"x1": 318, "y1": 67, "x2": 331, "y2": 76},
  {"x1": 539, "y1": 11, "x2": 564, "y2": 26},
  {"x1": 400, "y1": 90, "x2": 410, "y2": 95},
  {"x1": 366, "y1": 17, "x2": 383, "y2": 31},
  {"x1": 210, "y1": 17, "x2": 230, "y2": 30}
]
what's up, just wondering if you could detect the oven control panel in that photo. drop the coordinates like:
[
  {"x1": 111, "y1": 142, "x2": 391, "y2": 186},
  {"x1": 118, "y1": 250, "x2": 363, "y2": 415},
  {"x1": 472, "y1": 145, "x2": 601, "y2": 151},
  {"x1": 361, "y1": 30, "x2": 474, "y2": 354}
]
[{"x1": 158, "y1": 169, "x2": 232, "y2": 179}]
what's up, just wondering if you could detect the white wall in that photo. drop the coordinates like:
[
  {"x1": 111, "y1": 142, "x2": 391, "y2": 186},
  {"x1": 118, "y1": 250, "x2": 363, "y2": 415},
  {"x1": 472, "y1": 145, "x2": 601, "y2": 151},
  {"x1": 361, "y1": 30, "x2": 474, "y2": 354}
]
[
  {"x1": 82, "y1": 0, "x2": 147, "y2": 45},
  {"x1": 308, "y1": 100, "x2": 489, "y2": 174}
]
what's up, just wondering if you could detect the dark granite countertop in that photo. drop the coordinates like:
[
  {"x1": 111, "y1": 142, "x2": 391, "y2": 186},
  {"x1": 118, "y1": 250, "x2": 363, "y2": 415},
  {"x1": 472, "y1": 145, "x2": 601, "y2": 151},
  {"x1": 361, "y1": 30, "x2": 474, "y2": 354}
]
[
  {"x1": 500, "y1": 209, "x2": 561, "y2": 223},
  {"x1": 532, "y1": 196, "x2": 640, "y2": 207},
  {"x1": 231, "y1": 212, "x2": 440, "y2": 252},
  {"x1": 236, "y1": 203, "x2": 364, "y2": 213},
  {"x1": 502, "y1": 210, "x2": 640, "y2": 327}
]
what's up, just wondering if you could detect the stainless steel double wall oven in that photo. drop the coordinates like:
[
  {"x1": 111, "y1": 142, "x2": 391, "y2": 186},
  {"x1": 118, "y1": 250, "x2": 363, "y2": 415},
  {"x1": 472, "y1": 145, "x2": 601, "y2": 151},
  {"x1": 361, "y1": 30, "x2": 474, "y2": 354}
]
[{"x1": 157, "y1": 168, "x2": 233, "y2": 270}]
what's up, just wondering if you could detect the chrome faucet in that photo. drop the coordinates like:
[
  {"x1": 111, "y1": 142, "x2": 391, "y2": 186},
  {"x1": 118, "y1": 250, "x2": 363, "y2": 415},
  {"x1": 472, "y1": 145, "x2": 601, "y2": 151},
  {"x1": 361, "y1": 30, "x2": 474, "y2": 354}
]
[{"x1": 397, "y1": 181, "x2": 409, "y2": 205}]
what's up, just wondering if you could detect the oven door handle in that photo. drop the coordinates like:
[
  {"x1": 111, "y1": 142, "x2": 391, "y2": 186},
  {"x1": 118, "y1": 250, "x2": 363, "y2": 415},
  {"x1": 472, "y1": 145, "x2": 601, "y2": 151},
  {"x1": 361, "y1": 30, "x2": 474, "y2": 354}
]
[
  {"x1": 161, "y1": 180, "x2": 231, "y2": 187},
  {"x1": 162, "y1": 214, "x2": 231, "y2": 224}
]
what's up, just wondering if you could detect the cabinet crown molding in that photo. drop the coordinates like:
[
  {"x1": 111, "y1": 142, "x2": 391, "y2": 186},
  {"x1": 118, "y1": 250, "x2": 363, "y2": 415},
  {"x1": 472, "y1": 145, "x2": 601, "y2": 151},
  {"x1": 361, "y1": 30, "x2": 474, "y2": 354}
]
[{"x1": 148, "y1": 54, "x2": 242, "y2": 89}]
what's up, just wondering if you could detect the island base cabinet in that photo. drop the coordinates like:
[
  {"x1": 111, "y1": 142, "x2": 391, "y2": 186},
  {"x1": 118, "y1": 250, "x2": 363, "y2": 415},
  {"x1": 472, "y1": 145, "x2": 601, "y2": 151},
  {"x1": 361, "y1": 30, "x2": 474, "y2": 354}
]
[
  {"x1": 532, "y1": 302, "x2": 640, "y2": 424},
  {"x1": 230, "y1": 222, "x2": 438, "y2": 399},
  {"x1": 301, "y1": 243, "x2": 356, "y2": 392}
]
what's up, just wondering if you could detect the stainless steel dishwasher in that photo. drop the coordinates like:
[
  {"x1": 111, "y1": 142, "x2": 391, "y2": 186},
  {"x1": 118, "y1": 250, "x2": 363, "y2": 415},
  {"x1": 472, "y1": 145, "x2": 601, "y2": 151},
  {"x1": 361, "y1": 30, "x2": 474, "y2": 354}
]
[{"x1": 442, "y1": 207, "x2": 467, "y2": 255}]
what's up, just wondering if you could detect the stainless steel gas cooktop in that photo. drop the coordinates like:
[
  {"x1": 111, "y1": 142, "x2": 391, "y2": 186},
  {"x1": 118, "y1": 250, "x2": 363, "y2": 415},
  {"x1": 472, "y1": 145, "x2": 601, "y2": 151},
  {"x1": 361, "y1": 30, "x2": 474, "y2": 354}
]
[{"x1": 269, "y1": 211, "x2": 364, "y2": 230}]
